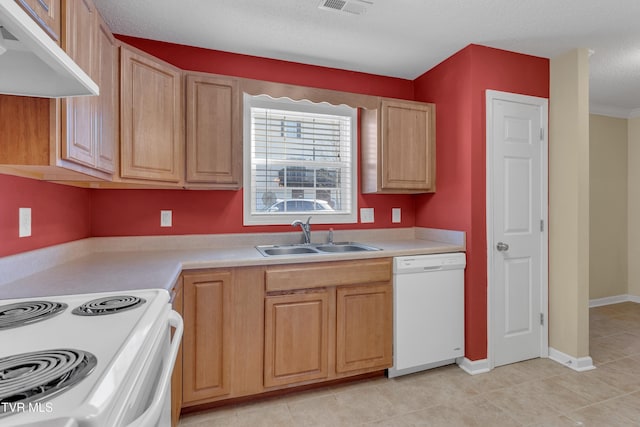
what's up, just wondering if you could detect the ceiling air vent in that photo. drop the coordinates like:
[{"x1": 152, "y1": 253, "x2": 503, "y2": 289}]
[{"x1": 318, "y1": 0, "x2": 373, "y2": 15}]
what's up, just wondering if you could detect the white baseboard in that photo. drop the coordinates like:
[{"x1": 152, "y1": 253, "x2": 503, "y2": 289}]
[
  {"x1": 549, "y1": 347, "x2": 596, "y2": 372},
  {"x1": 457, "y1": 357, "x2": 490, "y2": 375},
  {"x1": 589, "y1": 294, "x2": 640, "y2": 307}
]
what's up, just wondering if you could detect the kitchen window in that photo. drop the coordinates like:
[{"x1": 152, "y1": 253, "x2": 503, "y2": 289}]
[{"x1": 243, "y1": 94, "x2": 358, "y2": 225}]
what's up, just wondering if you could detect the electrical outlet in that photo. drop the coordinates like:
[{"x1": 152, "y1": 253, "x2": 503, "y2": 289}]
[
  {"x1": 392, "y1": 208, "x2": 401, "y2": 223},
  {"x1": 360, "y1": 207, "x2": 374, "y2": 223},
  {"x1": 19, "y1": 208, "x2": 31, "y2": 237},
  {"x1": 160, "y1": 210, "x2": 172, "y2": 227}
]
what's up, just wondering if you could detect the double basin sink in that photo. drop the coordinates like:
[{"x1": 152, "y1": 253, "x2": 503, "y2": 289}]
[{"x1": 256, "y1": 242, "x2": 381, "y2": 257}]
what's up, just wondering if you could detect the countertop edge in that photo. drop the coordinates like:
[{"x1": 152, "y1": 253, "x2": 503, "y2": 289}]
[{"x1": 0, "y1": 228, "x2": 465, "y2": 299}]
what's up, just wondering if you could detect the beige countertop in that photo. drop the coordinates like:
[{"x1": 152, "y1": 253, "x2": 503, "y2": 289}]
[{"x1": 0, "y1": 227, "x2": 465, "y2": 299}]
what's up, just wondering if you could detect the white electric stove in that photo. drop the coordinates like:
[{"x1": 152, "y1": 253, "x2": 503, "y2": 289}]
[{"x1": 0, "y1": 289, "x2": 183, "y2": 427}]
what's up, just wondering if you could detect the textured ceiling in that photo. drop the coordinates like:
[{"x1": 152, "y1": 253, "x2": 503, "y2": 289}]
[{"x1": 94, "y1": 0, "x2": 640, "y2": 117}]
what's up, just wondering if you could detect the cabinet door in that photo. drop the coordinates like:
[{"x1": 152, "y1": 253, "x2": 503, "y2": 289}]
[
  {"x1": 336, "y1": 284, "x2": 392, "y2": 373},
  {"x1": 185, "y1": 74, "x2": 241, "y2": 188},
  {"x1": 182, "y1": 270, "x2": 232, "y2": 404},
  {"x1": 264, "y1": 290, "x2": 329, "y2": 387},
  {"x1": 120, "y1": 45, "x2": 183, "y2": 183},
  {"x1": 381, "y1": 99, "x2": 435, "y2": 191},
  {"x1": 61, "y1": 0, "x2": 95, "y2": 168},
  {"x1": 16, "y1": 0, "x2": 61, "y2": 42},
  {"x1": 170, "y1": 280, "x2": 183, "y2": 427},
  {"x1": 93, "y1": 12, "x2": 117, "y2": 174}
]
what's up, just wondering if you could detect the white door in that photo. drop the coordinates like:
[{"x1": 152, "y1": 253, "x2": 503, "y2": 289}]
[{"x1": 486, "y1": 90, "x2": 548, "y2": 368}]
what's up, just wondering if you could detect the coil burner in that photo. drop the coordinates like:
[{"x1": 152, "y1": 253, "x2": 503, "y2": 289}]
[
  {"x1": 72, "y1": 295, "x2": 146, "y2": 316},
  {"x1": 0, "y1": 302, "x2": 67, "y2": 330},
  {"x1": 0, "y1": 349, "x2": 97, "y2": 416}
]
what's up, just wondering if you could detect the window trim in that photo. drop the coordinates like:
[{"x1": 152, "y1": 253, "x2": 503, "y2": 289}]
[{"x1": 243, "y1": 93, "x2": 358, "y2": 226}]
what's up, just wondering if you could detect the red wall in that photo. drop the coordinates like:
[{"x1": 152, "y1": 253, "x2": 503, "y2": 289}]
[
  {"x1": 115, "y1": 36, "x2": 415, "y2": 100},
  {"x1": 0, "y1": 174, "x2": 91, "y2": 257},
  {"x1": 413, "y1": 44, "x2": 549, "y2": 360},
  {"x1": 91, "y1": 188, "x2": 416, "y2": 236},
  {"x1": 91, "y1": 36, "x2": 417, "y2": 237}
]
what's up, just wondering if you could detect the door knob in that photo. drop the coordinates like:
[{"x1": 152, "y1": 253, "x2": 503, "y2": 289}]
[{"x1": 496, "y1": 242, "x2": 509, "y2": 252}]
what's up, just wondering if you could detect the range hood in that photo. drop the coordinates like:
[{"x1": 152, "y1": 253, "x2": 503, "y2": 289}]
[{"x1": 0, "y1": 0, "x2": 98, "y2": 97}]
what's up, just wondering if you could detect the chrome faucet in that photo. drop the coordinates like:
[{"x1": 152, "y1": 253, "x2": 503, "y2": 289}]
[{"x1": 292, "y1": 216, "x2": 312, "y2": 244}]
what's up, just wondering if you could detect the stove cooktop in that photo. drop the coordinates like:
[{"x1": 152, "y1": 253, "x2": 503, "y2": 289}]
[
  {"x1": 71, "y1": 295, "x2": 146, "y2": 316},
  {"x1": 0, "y1": 302, "x2": 67, "y2": 331},
  {"x1": 0, "y1": 294, "x2": 148, "y2": 330},
  {"x1": 0, "y1": 289, "x2": 170, "y2": 424},
  {"x1": 0, "y1": 349, "x2": 97, "y2": 417}
]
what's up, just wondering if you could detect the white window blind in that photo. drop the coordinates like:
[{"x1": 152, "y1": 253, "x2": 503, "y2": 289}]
[{"x1": 243, "y1": 95, "x2": 357, "y2": 225}]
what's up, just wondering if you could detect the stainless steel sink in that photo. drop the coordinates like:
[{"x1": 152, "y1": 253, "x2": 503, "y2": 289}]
[
  {"x1": 256, "y1": 242, "x2": 381, "y2": 257},
  {"x1": 260, "y1": 246, "x2": 319, "y2": 256},
  {"x1": 314, "y1": 243, "x2": 380, "y2": 253}
]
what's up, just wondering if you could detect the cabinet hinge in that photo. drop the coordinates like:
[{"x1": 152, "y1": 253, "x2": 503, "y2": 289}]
[
  {"x1": 540, "y1": 313, "x2": 544, "y2": 326},
  {"x1": 540, "y1": 220, "x2": 544, "y2": 232},
  {"x1": 540, "y1": 128, "x2": 544, "y2": 140}
]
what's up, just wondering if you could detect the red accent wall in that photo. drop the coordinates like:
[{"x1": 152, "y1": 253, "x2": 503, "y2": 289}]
[
  {"x1": 0, "y1": 175, "x2": 91, "y2": 257},
  {"x1": 413, "y1": 44, "x2": 549, "y2": 360},
  {"x1": 91, "y1": 189, "x2": 415, "y2": 236},
  {"x1": 115, "y1": 36, "x2": 415, "y2": 100},
  {"x1": 91, "y1": 36, "x2": 417, "y2": 237}
]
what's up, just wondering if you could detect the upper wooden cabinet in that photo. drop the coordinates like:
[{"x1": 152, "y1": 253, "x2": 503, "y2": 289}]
[
  {"x1": 60, "y1": 0, "x2": 117, "y2": 174},
  {"x1": 15, "y1": 0, "x2": 61, "y2": 42},
  {"x1": 60, "y1": 0, "x2": 96, "y2": 169},
  {"x1": 361, "y1": 98, "x2": 436, "y2": 193},
  {"x1": 120, "y1": 44, "x2": 183, "y2": 184},
  {"x1": 185, "y1": 73, "x2": 242, "y2": 189},
  {"x1": 0, "y1": 0, "x2": 115, "y2": 181},
  {"x1": 93, "y1": 12, "x2": 118, "y2": 173}
]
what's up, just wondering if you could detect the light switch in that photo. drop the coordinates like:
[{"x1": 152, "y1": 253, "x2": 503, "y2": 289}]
[
  {"x1": 160, "y1": 210, "x2": 172, "y2": 227},
  {"x1": 360, "y1": 207, "x2": 374, "y2": 223},
  {"x1": 392, "y1": 208, "x2": 401, "y2": 223},
  {"x1": 19, "y1": 208, "x2": 31, "y2": 237}
]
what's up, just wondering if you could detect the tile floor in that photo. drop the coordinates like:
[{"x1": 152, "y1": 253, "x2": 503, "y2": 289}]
[{"x1": 179, "y1": 302, "x2": 640, "y2": 426}]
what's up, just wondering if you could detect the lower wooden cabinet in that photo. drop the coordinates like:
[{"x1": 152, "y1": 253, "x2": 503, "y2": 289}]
[
  {"x1": 263, "y1": 259, "x2": 393, "y2": 388},
  {"x1": 264, "y1": 290, "x2": 330, "y2": 387},
  {"x1": 336, "y1": 284, "x2": 393, "y2": 373},
  {"x1": 177, "y1": 259, "x2": 392, "y2": 411},
  {"x1": 182, "y1": 270, "x2": 232, "y2": 404}
]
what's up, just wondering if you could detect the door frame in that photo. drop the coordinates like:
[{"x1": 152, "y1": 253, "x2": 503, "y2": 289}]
[{"x1": 485, "y1": 90, "x2": 549, "y2": 369}]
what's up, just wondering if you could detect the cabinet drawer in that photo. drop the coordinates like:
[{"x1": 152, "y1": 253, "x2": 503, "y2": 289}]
[{"x1": 265, "y1": 258, "x2": 391, "y2": 293}]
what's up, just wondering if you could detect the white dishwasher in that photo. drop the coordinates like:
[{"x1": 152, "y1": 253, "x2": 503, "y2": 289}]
[{"x1": 388, "y1": 252, "x2": 466, "y2": 378}]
